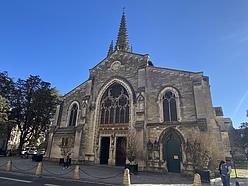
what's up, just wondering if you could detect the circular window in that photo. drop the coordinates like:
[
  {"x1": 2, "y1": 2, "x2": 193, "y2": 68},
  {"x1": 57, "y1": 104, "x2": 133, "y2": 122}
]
[{"x1": 111, "y1": 61, "x2": 121, "y2": 71}]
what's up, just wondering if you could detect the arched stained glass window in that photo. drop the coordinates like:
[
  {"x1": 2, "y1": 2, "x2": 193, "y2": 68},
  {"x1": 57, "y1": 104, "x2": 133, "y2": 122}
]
[
  {"x1": 100, "y1": 83, "x2": 130, "y2": 124},
  {"x1": 69, "y1": 103, "x2": 78, "y2": 126},
  {"x1": 163, "y1": 91, "x2": 177, "y2": 122}
]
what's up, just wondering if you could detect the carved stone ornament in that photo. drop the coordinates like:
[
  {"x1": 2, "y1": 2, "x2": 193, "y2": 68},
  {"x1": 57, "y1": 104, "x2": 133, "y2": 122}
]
[{"x1": 111, "y1": 61, "x2": 121, "y2": 71}]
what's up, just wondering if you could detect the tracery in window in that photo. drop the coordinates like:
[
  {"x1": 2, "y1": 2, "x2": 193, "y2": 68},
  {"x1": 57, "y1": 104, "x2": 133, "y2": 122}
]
[
  {"x1": 163, "y1": 91, "x2": 177, "y2": 122},
  {"x1": 69, "y1": 103, "x2": 78, "y2": 126},
  {"x1": 100, "y1": 83, "x2": 130, "y2": 124}
]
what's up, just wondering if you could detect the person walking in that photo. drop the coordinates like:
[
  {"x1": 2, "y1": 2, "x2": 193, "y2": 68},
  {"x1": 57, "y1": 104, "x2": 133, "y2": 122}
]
[
  {"x1": 63, "y1": 153, "x2": 70, "y2": 169},
  {"x1": 217, "y1": 160, "x2": 225, "y2": 175},
  {"x1": 220, "y1": 160, "x2": 232, "y2": 186},
  {"x1": 245, "y1": 148, "x2": 248, "y2": 160}
]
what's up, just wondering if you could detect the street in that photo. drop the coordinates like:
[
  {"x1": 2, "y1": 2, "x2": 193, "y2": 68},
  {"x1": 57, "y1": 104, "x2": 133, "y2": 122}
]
[
  {"x1": 0, "y1": 156, "x2": 247, "y2": 186},
  {"x1": 0, "y1": 172, "x2": 103, "y2": 186}
]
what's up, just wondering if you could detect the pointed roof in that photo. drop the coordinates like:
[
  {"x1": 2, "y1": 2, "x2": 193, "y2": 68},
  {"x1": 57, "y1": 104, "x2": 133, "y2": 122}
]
[
  {"x1": 107, "y1": 40, "x2": 114, "y2": 56},
  {"x1": 114, "y1": 11, "x2": 130, "y2": 52}
]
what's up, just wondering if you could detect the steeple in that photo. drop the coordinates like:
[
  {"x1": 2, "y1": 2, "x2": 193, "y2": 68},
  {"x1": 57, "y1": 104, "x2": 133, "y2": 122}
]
[
  {"x1": 107, "y1": 40, "x2": 114, "y2": 56},
  {"x1": 115, "y1": 10, "x2": 130, "y2": 52}
]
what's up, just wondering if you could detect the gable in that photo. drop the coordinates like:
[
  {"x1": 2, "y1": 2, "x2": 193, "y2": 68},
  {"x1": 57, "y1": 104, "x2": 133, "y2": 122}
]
[{"x1": 89, "y1": 50, "x2": 149, "y2": 79}]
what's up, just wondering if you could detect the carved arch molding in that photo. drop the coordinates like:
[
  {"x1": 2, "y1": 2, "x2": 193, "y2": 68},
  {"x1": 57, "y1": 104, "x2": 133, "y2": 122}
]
[{"x1": 159, "y1": 128, "x2": 185, "y2": 161}]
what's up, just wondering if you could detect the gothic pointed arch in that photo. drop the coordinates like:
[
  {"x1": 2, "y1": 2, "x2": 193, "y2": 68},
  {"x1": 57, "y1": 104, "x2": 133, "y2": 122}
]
[
  {"x1": 158, "y1": 86, "x2": 181, "y2": 122},
  {"x1": 67, "y1": 101, "x2": 80, "y2": 127},
  {"x1": 137, "y1": 93, "x2": 145, "y2": 112},
  {"x1": 100, "y1": 83, "x2": 130, "y2": 124},
  {"x1": 94, "y1": 77, "x2": 135, "y2": 128},
  {"x1": 159, "y1": 127, "x2": 185, "y2": 144},
  {"x1": 155, "y1": 128, "x2": 185, "y2": 173},
  {"x1": 158, "y1": 127, "x2": 185, "y2": 161}
]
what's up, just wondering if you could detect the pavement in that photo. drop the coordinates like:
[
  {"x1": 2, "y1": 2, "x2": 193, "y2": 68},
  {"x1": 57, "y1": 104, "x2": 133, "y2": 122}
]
[{"x1": 0, "y1": 156, "x2": 247, "y2": 186}]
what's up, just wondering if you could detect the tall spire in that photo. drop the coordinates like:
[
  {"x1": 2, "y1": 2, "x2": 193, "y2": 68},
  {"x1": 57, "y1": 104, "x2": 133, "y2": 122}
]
[
  {"x1": 115, "y1": 10, "x2": 130, "y2": 52},
  {"x1": 107, "y1": 40, "x2": 114, "y2": 56}
]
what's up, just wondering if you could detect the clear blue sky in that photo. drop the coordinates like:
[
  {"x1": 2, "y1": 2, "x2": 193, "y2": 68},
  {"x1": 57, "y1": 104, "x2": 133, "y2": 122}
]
[{"x1": 0, "y1": 0, "x2": 247, "y2": 128}]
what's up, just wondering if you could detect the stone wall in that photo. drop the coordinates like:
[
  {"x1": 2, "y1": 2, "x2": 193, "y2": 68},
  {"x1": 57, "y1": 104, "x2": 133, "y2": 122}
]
[{"x1": 47, "y1": 50, "x2": 232, "y2": 174}]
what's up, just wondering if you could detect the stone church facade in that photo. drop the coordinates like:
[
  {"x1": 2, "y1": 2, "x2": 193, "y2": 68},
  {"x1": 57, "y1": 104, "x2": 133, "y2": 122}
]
[{"x1": 46, "y1": 12, "x2": 232, "y2": 175}]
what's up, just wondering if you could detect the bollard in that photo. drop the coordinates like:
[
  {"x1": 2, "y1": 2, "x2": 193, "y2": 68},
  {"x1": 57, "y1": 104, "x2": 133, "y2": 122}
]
[
  {"x1": 35, "y1": 162, "x2": 43, "y2": 177},
  {"x1": 123, "y1": 168, "x2": 131, "y2": 186},
  {"x1": 5, "y1": 160, "x2": 12, "y2": 171},
  {"x1": 73, "y1": 165, "x2": 80, "y2": 180},
  {"x1": 193, "y1": 173, "x2": 202, "y2": 186}
]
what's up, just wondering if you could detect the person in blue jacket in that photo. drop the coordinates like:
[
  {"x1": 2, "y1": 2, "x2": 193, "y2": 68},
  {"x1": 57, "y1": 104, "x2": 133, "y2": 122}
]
[{"x1": 220, "y1": 161, "x2": 232, "y2": 186}]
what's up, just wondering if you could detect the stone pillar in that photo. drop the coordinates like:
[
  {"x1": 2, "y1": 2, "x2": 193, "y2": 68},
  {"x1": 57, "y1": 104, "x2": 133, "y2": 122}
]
[
  {"x1": 193, "y1": 82, "x2": 207, "y2": 119},
  {"x1": 123, "y1": 168, "x2": 131, "y2": 186},
  {"x1": 193, "y1": 173, "x2": 202, "y2": 186},
  {"x1": 5, "y1": 160, "x2": 12, "y2": 171},
  {"x1": 35, "y1": 162, "x2": 43, "y2": 177},
  {"x1": 108, "y1": 134, "x2": 116, "y2": 166},
  {"x1": 85, "y1": 101, "x2": 96, "y2": 164},
  {"x1": 73, "y1": 125, "x2": 83, "y2": 159},
  {"x1": 73, "y1": 165, "x2": 80, "y2": 180}
]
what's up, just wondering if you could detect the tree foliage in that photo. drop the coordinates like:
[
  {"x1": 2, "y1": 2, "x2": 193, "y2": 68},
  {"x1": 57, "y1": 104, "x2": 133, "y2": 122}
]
[
  {"x1": 126, "y1": 128, "x2": 142, "y2": 164},
  {"x1": 0, "y1": 96, "x2": 8, "y2": 123},
  {"x1": 0, "y1": 71, "x2": 60, "y2": 153},
  {"x1": 9, "y1": 75, "x2": 60, "y2": 151},
  {"x1": 0, "y1": 71, "x2": 14, "y2": 98},
  {"x1": 239, "y1": 110, "x2": 248, "y2": 148},
  {"x1": 186, "y1": 136, "x2": 212, "y2": 170},
  {"x1": 0, "y1": 96, "x2": 15, "y2": 146},
  {"x1": 0, "y1": 72, "x2": 15, "y2": 144},
  {"x1": 58, "y1": 137, "x2": 74, "y2": 157}
]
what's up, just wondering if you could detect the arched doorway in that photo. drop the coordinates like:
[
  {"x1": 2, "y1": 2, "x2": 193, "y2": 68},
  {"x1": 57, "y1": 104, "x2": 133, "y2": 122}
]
[
  {"x1": 160, "y1": 128, "x2": 184, "y2": 173},
  {"x1": 100, "y1": 137, "x2": 110, "y2": 164}
]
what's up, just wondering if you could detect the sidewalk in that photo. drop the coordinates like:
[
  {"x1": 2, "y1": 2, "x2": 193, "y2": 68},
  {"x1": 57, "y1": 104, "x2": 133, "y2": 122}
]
[{"x1": 0, "y1": 156, "x2": 247, "y2": 186}]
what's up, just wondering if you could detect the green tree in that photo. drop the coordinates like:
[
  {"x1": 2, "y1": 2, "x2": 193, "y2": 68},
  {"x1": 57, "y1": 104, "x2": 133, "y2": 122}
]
[
  {"x1": 0, "y1": 72, "x2": 15, "y2": 150},
  {"x1": 9, "y1": 75, "x2": 60, "y2": 152},
  {"x1": 0, "y1": 96, "x2": 9, "y2": 139},
  {"x1": 0, "y1": 71, "x2": 14, "y2": 98},
  {"x1": 0, "y1": 96, "x2": 8, "y2": 121}
]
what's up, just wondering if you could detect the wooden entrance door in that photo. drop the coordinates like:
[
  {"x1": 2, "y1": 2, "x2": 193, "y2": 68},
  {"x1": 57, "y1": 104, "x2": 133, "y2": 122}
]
[
  {"x1": 166, "y1": 134, "x2": 181, "y2": 173},
  {"x1": 115, "y1": 137, "x2": 126, "y2": 166}
]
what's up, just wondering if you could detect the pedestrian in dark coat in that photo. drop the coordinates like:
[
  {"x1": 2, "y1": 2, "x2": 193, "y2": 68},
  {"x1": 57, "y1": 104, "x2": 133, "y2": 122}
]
[
  {"x1": 220, "y1": 161, "x2": 232, "y2": 186},
  {"x1": 218, "y1": 160, "x2": 225, "y2": 174}
]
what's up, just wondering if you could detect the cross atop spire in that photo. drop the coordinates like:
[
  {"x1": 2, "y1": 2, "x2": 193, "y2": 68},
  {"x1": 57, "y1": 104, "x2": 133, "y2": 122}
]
[
  {"x1": 114, "y1": 10, "x2": 130, "y2": 52},
  {"x1": 106, "y1": 11, "x2": 132, "y2": 57}
]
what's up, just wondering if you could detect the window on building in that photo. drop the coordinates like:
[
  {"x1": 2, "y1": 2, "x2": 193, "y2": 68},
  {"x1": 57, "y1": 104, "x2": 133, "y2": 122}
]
[
  {"x1": 61, "y1": 137, "x2": 69, "y2": 147},
  {"x1": 163, "y1": 91, "x2": 177, "y2": 122},
  {"x1": 100, "y1": 83, "x2": 130, "y2": 124},
  {"x1": 69, "y1": 103, "x2": 78, "y2": 126}
]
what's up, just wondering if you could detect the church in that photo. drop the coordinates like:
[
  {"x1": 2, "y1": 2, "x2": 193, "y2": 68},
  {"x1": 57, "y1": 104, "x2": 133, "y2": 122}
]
[{"x1": 46, "y1": 12, "x2": 232, "y2": 175}]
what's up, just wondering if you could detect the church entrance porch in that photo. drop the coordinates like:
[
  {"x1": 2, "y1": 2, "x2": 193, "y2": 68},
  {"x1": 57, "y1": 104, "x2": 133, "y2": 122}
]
[{"x1": 149, "y1": 127, "x2": 184, "y2": 173}]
